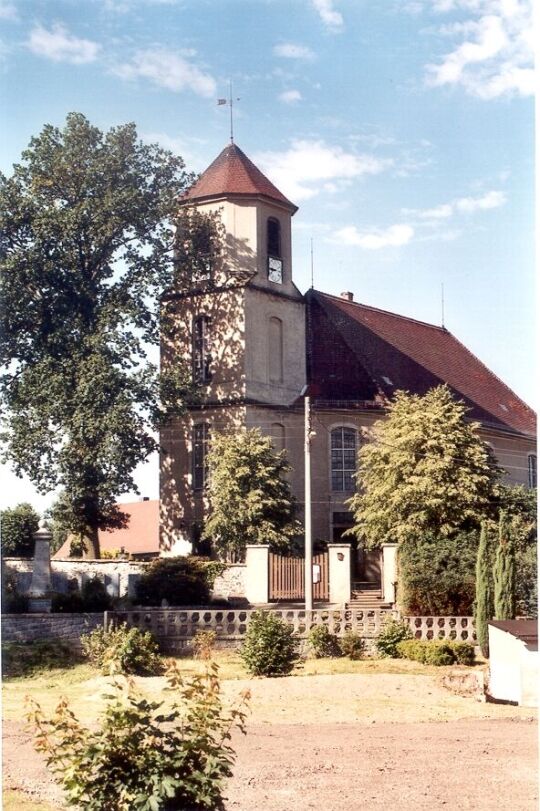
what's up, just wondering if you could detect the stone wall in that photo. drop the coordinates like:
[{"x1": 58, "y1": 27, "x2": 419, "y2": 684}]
[
  {"x1": 211, "y1": 564, "x2": 246, "y2": 600},
  {"x1": 1, "y1": 613, "x2": 104, "y2": 649}
]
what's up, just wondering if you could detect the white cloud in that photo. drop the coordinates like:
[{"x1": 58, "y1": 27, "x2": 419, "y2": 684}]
[
  {"x1": 255, "y1": 139, "x2": 391, "y2": 201},
  {"x1": 27, "y1": 24, "x2": 101, "y2": 64},
  {"x1": 273, "y1": 42, "x2": 315, "y2": 60},
  {"x1": 424, "y1": 1, "x2": 534, "y2": 98},
  {"x1": 279, "y1": 89, "x2": 302, "y2": 104},
  {"x1": 408, "y1": 189, "x2": 507, "y2": 219},
  {"x1": 0, "y1": 1, "x2": 18, "y2": 20},
  {"x1": 333, "y1": 224, "x2": 415, "y2": 250},
  {"x1": 113, "y1": 48, "x2": 216, "y2": 97},
  {"x1": 311, "y1": 0, "x2": 343, "y2": 30}
]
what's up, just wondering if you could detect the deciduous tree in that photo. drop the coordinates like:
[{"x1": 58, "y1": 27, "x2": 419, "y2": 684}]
[
  {"x1": 202, "y1": 429, "x2": 301, "y2": 560},
  {"x1": 0, "y1": 502, "x2": 40, "y2": 557},
  {"x1": 0, "y1": 113, "x2": 195, "y2": 556}
]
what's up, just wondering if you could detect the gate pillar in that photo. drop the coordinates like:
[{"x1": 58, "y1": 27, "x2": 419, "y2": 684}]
[
  {"x1": 245, "y1": 544, "x2": 270, "y2": 604},
  {"x1": 327, "y1": 543, "x2": 351, "y2": 605}
]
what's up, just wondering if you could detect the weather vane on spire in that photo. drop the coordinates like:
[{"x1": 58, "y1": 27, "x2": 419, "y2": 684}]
[{"x1": 217, "y1": 80, "x2": 240, "y2": 144}]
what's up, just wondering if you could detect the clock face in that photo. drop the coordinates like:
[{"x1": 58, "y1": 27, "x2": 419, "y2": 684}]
[{"x1": 268, "y1": 256, "x2": 283, "y2": 284}]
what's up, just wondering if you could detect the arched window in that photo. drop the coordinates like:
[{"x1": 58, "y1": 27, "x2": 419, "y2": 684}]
[
  {"x1": 271, "y1": 423, "x2": 286, "y2": 452},
  {"x1": 268, "y1": 316, "x2": 283, "y2": 383},
  {"x1": 267, "y1": 217, "x2": 281, "y2": 258},
  {"x1": 192, "y1": 423, "x2": 210, "y2": 490},
  {"x1": 528, "y1": 453, "x2": 537, "y2": 489},
  {"x1": 192, "y1": 315, "x2": 211, "y2": 383},
  {"x1": 330, "y1": 427, "x2": 357, "y2": 491}
]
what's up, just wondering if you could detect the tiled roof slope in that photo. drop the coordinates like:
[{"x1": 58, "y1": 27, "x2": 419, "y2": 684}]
[
  {"x1": 54, "y1": 500, "x2": 159, "y2": 558},
  {"x1": 307, "y1": 290, "x2": 536, "y2": 437},
  {"x1": 183, "y1": 143, "x2": 297, "y2": 211}
]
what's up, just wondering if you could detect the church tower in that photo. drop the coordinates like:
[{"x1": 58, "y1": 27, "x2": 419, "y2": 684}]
[{"x1": 160, "y1": 144, "x2": 306, "y2": 554}]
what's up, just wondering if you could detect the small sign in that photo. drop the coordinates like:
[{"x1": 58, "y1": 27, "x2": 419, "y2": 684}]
[{"x1": 312, "y1": 564, "x2": 321, "y2": 584}]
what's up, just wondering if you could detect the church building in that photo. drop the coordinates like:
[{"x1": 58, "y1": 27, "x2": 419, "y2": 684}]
[{"x1": 159, "y1": 142, "x2": 537, "y2": 584}]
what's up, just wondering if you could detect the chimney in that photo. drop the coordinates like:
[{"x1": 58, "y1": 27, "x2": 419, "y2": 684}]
[{"x1": 340, "y1": 291, "x2": 354, "y2": 302}]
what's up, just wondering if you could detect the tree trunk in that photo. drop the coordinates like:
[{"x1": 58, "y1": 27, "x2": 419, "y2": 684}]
[{"x1": 81, "y1": 525, "x2": 100, "y2": 559}]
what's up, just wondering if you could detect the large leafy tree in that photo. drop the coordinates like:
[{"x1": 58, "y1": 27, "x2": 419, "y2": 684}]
[
  {"x1": 347, "y1": 385, "x2": 500, "y2": 549},
  {"x1": 0, "y1": 502, "x2": 40, "y2": 557},
  {"x1": 0, "y1": 113, "x2": 194, "y2": 557},
  {"x1": 202, "y1": 429, "x2": 301, "y2": 560}
]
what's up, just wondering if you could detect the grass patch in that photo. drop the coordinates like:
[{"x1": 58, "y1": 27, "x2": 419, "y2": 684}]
[
  {"x1": 2, "y1": 790, "x2": 58, "y2": 811},
  {"x1": 2, "y1": 640, "x2": 83, "y2": 679}
]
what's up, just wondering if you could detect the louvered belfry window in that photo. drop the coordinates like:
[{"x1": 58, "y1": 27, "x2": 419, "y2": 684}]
[
  {"x1": 192, "y1": 423, "x2": 210, "y2": 490},
  {"x1": 192, "y1": 315, "x2": 211, "y2": 383}
]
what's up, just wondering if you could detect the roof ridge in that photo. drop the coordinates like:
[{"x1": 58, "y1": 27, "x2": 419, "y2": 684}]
[{"x1": 312, "y1": 289, "x2": 448, "y2": 333}]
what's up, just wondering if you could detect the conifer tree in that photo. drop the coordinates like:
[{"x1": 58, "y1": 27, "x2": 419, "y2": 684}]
[
  {"x1": 493, "y1": 511, "x2": 515, "y2": 620},
  {"x1": 202, "y1": 428, "x2": 301, "y2": 561},
  {"x1": 474, "y1": 521, "x2": 492, "y2": 658}
]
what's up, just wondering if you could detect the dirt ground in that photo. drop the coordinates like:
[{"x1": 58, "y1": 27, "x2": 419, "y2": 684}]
[{"x1": 3, "y1": 672, "x2": 538, "y2": 810}]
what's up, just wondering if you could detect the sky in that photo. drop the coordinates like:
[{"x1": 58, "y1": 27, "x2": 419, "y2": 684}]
[{"x1": 0, "y1": 0, "x2": 535, "y2": 513}]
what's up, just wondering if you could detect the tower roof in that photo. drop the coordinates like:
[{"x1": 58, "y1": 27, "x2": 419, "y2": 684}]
[{"x1": 183, "y1": 143, "x2": 298, "y2": 212}]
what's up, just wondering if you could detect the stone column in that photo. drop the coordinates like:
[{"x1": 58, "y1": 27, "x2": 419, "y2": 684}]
[
  {"x1": 28, "y1": 520, "x2": 53, "y2": 613},
  {"x1": 381, "y1": 544, "x2": 398, "y2": 605},
  {"x1": 327, "y1": 543, "x2": 351, "y2": 605},
  {"x1": 244, "y1": 544, "x2": 270, "y2": 605}
]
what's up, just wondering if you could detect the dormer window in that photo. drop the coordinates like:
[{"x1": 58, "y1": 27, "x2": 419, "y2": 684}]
[
  {"x1": 192, "y1": 315, "x2": 211, "y2": 383},
  {"x1": 267, "y1": 217, "x2": 283, "y2": 284}
]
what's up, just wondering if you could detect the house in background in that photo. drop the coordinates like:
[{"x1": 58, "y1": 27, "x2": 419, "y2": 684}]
[
  {"x1": 54, "y1": 498, "x2": 159, "y2": 560},
  {"x1": 159, "y1": 142, "x2": 537, "y2": 586}
]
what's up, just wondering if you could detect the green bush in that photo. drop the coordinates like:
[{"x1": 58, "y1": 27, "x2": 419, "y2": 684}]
[
  {"x1": 52, "y1": 577, "x2": 113, "y2": 613},
  {"x1": 1, "y1": 577, "x2": 29, "y2": 614},
  {"x1": 135, "y1": 556, "x2": 224, "y2": 606},
  {"x1": 375, "y1": 617, "x2": 413, "y2": 658},
  {"x1": 81, "y1": 624, "x2": 163, "y2": 676},
  {"x1": 26, "y1": 660, "x2": 249, "y2": 811},
  {"x1": 396, "y1": 638, "x2": 474, "y2": 667},
  {"x1": 308, "y1": 624, "x2": 342, "y2": 658},
  {"x1": 2, "y1": 640, "x2": 81, "y2": 678},
  {"x1": 240, "y1": 611, "x2": 300, "y2": 676},
  {"x1": 51, "y1": 591, "x2": 85, "y2": 612},
  {"x1": 339, "y1": 632, "x2": 365, "y2": 660}
]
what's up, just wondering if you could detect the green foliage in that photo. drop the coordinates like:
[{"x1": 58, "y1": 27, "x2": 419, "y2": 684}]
[
  {"x1": 240, "y1": 611, "x2": 300, "y2": 676},
  {"x1": 347, "y1": 386, "x2": 500, "y2": 549},
  {"x1": 26, "y1": 659, "x2": 249, "y2": 811},
  {"x1": 202, "y1": 429, "x2": 302, "y2": 560},
  {"x1": 375, "y1": 617, "x2": 413, "y2": 658},
  {"x1": 2, "y1": 640, "x2": 81, "y2": 678},
  {"x1": 51, "y1": 576, "x2": 113, "y2": 613},
  {"x1": 81, "y1": 624, "x2": 163, "y2": 676},
  {"x1": 493, "y1": 512, "x2": 515, "y2": 620},
  {"x1": 0, "y1": 113, "x2": 195, "y2": 557},
  {"x1": 339, "y1": 632, "x2": 365, "y2": 660},
  {"x1": 396, "y1": 639, "x2": 474, "y2": 666},
  {"x1": 193, "y1": 630, "x2": 217, "y2": 660},
  {"x1": 399, "y1": 531, "x2": 478, "y2": 615},
  {"x1": 308, "y1": 624, "x2": 342, "y2": 658},
  {"x1": 0, "y1": 503, "x2": 40, "y2": 556},
  {"x1": 135, "y1": 556, "x2": 223, "y2": 606},
  {"x1": 1, "y1": 575, "x2": 30, "y2": 613},
  {"x1": 474, "y1": 522, "x2": 492, "y2": 658}
]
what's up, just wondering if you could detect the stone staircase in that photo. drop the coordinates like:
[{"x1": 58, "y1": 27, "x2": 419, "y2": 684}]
[{"x1": 346, "y1": 582, "x2": 393, "y2": 611}]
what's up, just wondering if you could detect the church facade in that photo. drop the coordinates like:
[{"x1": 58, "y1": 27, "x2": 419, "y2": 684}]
[{"x1": 159, "y1": 143, "x2": 537, "y2": 583}]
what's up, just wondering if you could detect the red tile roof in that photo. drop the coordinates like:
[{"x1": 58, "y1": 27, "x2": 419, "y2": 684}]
[
  {"x1": 307, "y1": 290, "x2": 536, "y2": 437},
  {"x1": 183, "y1": 143, "x2": 297, "y2": 212},
  {"x1": 54, "y1": 499, "x2": 159, "y2": 558}
]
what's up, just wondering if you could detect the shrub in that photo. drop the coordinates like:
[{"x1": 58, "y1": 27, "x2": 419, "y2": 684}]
[
  {"x1": 2, "y1": 640, "x2": 81, "y2": 678},
  {"x1": 26, "y1": 660, "x2": 250, "y2": 811},
  {"x1": 193, "y1": 630, "x2": 217, "y2": 660},
  {"x1": 339, "y1": 632, "x2": 365, "y2": 660},
  {"x1": 51, "y1": 591, "x2": 85, "y2": 612},
  {"x1": 1, "y1": 576, "x2": 29, "y2": 614},
  {"x1": 81, "y1": 577, "x2": 113, "y2": 611},
  {"x1": 396, "y1": 639, "x2": 474, "y2": 667},
  {"x1": 308, "y1": 624, "x2": 342, "y2": 658},
  {"x1": 375, "y1": 617, "x2": 413, "y2": 658},
  {"x1": 81, "y1": 624, "x2": 163, "y2": 676},
  {"x1": 240, "y1": 611, "x2": 300, "y2": 676},
  {"x1": 135, "y1": 556, "x2": 224, "y2": 606}
]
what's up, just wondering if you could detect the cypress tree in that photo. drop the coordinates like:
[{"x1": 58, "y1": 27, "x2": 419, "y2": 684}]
[
  {"x1": 474, "y1": 521, "x2": 492, "y2": 658},
  {"x1": 493, "y1": 512, "x2": 515, "y2": 620}
]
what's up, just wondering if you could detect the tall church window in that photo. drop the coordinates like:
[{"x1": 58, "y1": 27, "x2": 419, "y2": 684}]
[
  {"x1": 192, "y1": 315, "x2": 211, "y2": 383},
  {"x1": 271, "y1": 423, "x2": 286, "y2": 452},
  {"x1": 267, "y1": 217, "x2": 281, "y2": 258},
  {"x1": 268, "y1": 317, "x2": 284, "y2": 383},
  {"x1": 330, "y1": 427, "x2": 357, "y2": 491},
  {"x1": 192, "y1": 423, "x2": 210, "y2": 491},
  {"x1": 528, "y1": 453, "x2": 537, "y2": 489}
]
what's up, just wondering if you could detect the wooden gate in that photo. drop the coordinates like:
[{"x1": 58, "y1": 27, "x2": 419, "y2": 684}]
[{"x1": 269, "y1": 552, "x2": 329, "y2": 601}]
